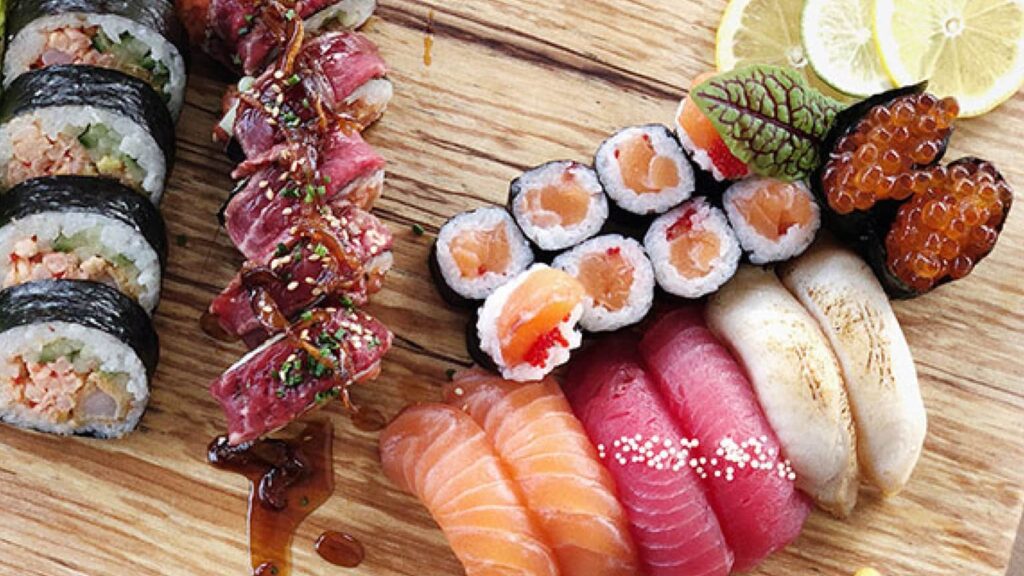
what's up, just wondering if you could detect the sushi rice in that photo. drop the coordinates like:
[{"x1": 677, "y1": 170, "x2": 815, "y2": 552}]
[
  {"x1": 723, "y1": 177, "x2": 821, "y2": 264},
  {"x1": 644, "y1": 198, "x2": 742, "y2": 298},
  {"x1": 435, "y1": 207, "x2": 534, "y2": 301},
  {"x1": 509, "y1": 160, "x2": 608, "y2": 252},
  {"x1": 552, "y1": 235, "x2": 655, "y2": 332},
  {"x1": 4, "y1": 13, "x2": 187, "y2": 118},
  {"x1": 595, "y1": 124, "x2": 695, "y2": 216}
]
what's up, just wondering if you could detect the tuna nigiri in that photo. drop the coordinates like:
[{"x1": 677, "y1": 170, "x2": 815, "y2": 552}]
[
  {"x1": 707, "y1": 266, "x2": 860, "y2": 517},
  {"x1": 640, "y1": 307, "x2": 810, "y2": 571},
  {"x1": 565, "y1": 338, "x2": 734, "y2": 576},
  {"x1": 379, "y1": 404, "x2": 559, "y2": 576},
  {"x1": 443, "y1": 369, "x2": 639, "y2": 576},
  {"x1": 780, "y1": 241, "x2": 925, "y2": 496}
]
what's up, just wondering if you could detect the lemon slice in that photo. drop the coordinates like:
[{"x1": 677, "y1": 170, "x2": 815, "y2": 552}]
[
  {"x1": 716, "y1": 0, "x2": 850, "y2": 100},
  {"x1": 802, "y1": 0, "x2": 892, "y2": 97},
  {"x1": 874, "y1": 0, "x2": 1024, "y2": 117}
]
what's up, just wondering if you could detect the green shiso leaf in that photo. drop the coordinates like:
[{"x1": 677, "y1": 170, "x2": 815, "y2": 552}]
[{"x1": 691, "y1": 65, "x2": 842, "y2": 181}]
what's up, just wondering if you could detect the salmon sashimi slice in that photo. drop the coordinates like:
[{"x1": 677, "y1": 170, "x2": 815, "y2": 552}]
[
  {"x1": 732, "y1": 180, "x2": 816, "y2": 240},
  {"x1": 565, "y1": 338, "x2": 734, "y2": 576},
  {"x1": 443, "y1": 369, "x2": 640, "y2": 576},
  {"x1": 640, "y1": 306, "x2": 810, "y2": 571},
  {"x1": 576, "y1": 248, "x2": 635, "y2": 311},
  {"x1": 450, "y1": 224, "x2": 512, "y2": 280},
  {"x1": 617, "y1": 133, "x2": 681, "y2": 194},
  {"x1": 379, "y1": 404, "x2": 560, "y2": 576}
]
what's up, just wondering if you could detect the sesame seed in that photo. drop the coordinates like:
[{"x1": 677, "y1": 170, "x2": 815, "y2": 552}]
[{"x1": 287, "y1": 281, "x2": 299, "y2": 291}]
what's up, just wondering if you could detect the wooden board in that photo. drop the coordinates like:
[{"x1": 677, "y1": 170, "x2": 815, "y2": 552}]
[{"x1": 1, "y1": 1, "x2": 1022, "y2": 574}]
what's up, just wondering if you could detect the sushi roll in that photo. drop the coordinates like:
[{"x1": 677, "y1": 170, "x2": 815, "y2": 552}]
[
  {"x1": 432, "y1": 207, "x2": 534, "y2": 306},
  {"x1": 674, "y1": 73, "x2": 750, "y2": 182},
  {"x1": 595, "y1": 124, "x2": 695, "y2": 217},
  {"x1": 508, "y1": 161, "x2": 608, "y2": 253},
  {"x1": 722, "y1": 177, "x2": 820, "y2": 264},
  {"x1": 643, "y1": 198, "x2": 742, "y2": 298},
  {"x1": 0, "y1": 176, "x2": 167, "y2": 313},
  {"x1": 0, "y1": 279, "x2": 158, "y2": 438},
  {"x1": 3, "y1": 0, "x2": 188, "y2": 119},
  {"x1": 0, "y1": 65, "x2": 175, "y2": 202},
  {"x1": 475, "y1": 265, "x2": 585, "y2": 382},
  {"x1": 552, "y1": 235, "x2": 655, "y2": 332}
]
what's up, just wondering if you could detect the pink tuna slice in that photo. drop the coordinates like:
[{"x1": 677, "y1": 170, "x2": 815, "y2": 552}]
[
  {"x1": 228, "y1": 32, "x2": 387, "y2": 157},
  {"x1": 209, "y1": 307, "x2": 392, "y2": 445},
  {"x1": 209, "y1": 204, "x2": 393, "y2": 346},
  {"x1": 224, "y1": 129, "x2": 385, "y2": 260},
  {"x1": 640, "y1": 306, "x2": 810, "y2": 571},
  {"x1": 564, "y1": 337, "x2": 734, "y2": 576}
]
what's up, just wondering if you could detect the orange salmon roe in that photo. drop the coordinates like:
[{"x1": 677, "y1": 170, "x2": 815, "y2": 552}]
[
  {"x1": 886, "y1": 160, "x2": 1012, "y2": 292},
  {"x1": 822, "y1": 94, "x2": 959, "y2": 214}
]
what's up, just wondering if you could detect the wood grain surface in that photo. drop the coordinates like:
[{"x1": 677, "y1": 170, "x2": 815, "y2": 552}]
[{"x1": 1, "y1": 1, "x2": 1022, "y2": 574}]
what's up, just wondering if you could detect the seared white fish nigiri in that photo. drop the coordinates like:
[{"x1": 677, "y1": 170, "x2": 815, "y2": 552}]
[
  {"x1": 780, "y1": 241, "x2": 925, "y2": 496},
  {"x1": 707, "y1": 265, "x2": 859, "y2": 517}
]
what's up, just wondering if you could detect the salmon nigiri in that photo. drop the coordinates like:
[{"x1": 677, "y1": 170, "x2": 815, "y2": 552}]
[
  {"x1": 443, "y1": 369, "x2": 640, "y2": 576},
  {"x1": 640, "y1": 306, "x2": 810, "y2": 571},
  {"x1": 379, "y1": 404, "x2": 559, "y2": 576},
  {"x1": 565, "y1": 337, "x2": 734, "y2": 576}
]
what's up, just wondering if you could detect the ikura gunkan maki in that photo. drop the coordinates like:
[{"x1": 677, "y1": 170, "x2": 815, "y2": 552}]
[
  {"x1": 0, "y1": 176, "x2": 167, "y2": 313},
  {"x1": 0, "y1": 280, "x2": 158, "y2": 438},
  {"x1": 552, "y1": 235, "x2": 655, "y2": 332},
  {"x1": 508, "y1": 160, "x2": 608, "y2": 253},
  {"x1": 4, "y1": 0, "x2": 188, "y2": 118},
  {"x1": 0, "y1": 65, "x2": 175, "y2": 202},
  {"x1": 816, "y1": 86, "x2": 1013, "y2": 296},
  {"x1": 723, "y1": 177, "x2": 820, "y2": 265},
  {"x1": 644, "y1": 198, "x2": 742, "y2": 298},
  {"x1": 595, "y1": 124, "x2": 695, "y2": 217},
  {"x1": 432, "y1": 207, "x2": 534, "y2": 305},
  {"x1": 476, "y1": 265, "x2": 585, "y2": 382}
]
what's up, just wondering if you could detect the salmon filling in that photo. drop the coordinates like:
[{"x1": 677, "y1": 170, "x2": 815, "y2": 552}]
[
  {"x1": 576, "y1": 248, "x2": 635, "y2": 311},
  {"x1": 616, "y1": 134, "x2": 680, "y2": 194},
  {"x1": 666, "y1": 209, "x2": 721, "y2": 279},
  {"x1": 733, "y1": 182, "x2": 815, "y2": 240},
  {"x1": 4, "y1": 119, "x2": 145, "y2": 192},
  {"x1": 31, "y1": 27, "x2": 172, "y2": 103},
  {"x1": 524, "y1": 175, "x2": 591, "y2": 228},
  {"x1": 450, "y1": 224, "x2": 511, "y2": 279},
  {"x1": 3, "y1": 235, "x2": 142, "y2": 300},
  {"x1": 0, "y1": 339, "x2": 131, "y2": 424},
  {"x1": 497, "y1": 269, "x2": 584, "y2": 368}
]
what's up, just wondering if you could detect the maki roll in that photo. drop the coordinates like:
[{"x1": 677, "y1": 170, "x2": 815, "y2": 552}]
[
  {"x1": 508, "y1": 161, "x2": 608, "y2": 253},
  {"x1": 722, "y1": 177, "x2": 820, "y2": 264},
  {"x1": 644, "y1": 198, "x2": 741, "y2": 298},
  {"x1": 0, "y1": 176, "x2": 167, "y2": 313},
  {"x1": 0, "y1": 279, "x2": 158, "y2": 438},
  {"x1": 815, "y1": 86, "x2": 1014, "y2": 296},
  {"x1": 0, "y1": 65, "x2": 175, "y2": 202},
  {"x1": 552, "y1": 235, "x2": 655, "y2": 332},
  {"x1": 432, "y1": 207, "x2": 534, "y2": 306},
  {"x1": 675, "y1": 73, "x2": 750, "y2": 182},
  {"x1": 475, "y1": 265, "x2": 585, "y2": 382},
  {"x1": 3, "y1": 0, "x2": 188, "y2": 118},
  {"x1": 595, "y1": 124, "x2": 694, "y2": 218}
]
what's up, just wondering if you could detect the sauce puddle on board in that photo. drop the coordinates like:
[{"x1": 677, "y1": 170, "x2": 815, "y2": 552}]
[
  {"x1": 208, "y1": 420, "x2": 363, "y2": 575},
  {"x1": 316, "y1": 531, "x2": 366, "y2": 568}
]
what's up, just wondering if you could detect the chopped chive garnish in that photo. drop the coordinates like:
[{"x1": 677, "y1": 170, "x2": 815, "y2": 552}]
[
  {"x1": 411, "y1": 224, "x2": 425, "y2": 236},
  {"x1": 176, "y1": 234, "x2": 188, "y2": 247}
]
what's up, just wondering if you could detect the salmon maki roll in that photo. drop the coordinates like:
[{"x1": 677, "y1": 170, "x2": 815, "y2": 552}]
[
  {"x1": 722, "y1": 177, "x2": 821, "y2": 264},
  {"x1": 379, "y1": 403, "x2": 560, "y2": 576},
  {"x1": 644, "y1": 198, "x2": 742, "y2": 298},
  {"x1": 508, "y1": 160, "x2": 608, "y2": 253},
  {"x1": 595, "y1": 124, "x2": 695, "y2": 217},
  {"x1": 476, "y1": 265, "x2": 585, "y2": 382},
  {"x1": 565, "y1": 337, "x2": 734, "y2": 576},
  {"x1": 640, "y1": 306, "x2": 810, "y2": 570},
  {"x1": 675, "y1": 73, "x2": 750, "y2": 182},
  {"x1": 443, "y1": 369, "x2": 640, "y2": 576},
  {"x1": 707, "y1": 266, "x2": 860, "y2": 517}
]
